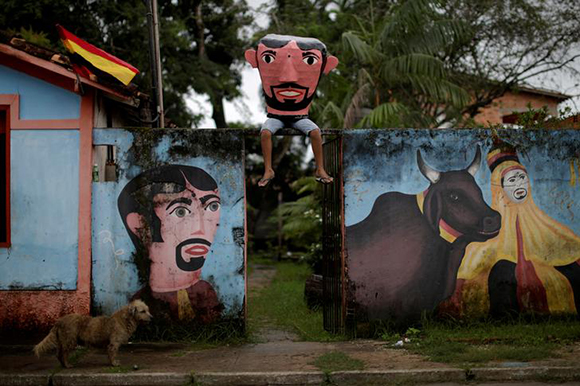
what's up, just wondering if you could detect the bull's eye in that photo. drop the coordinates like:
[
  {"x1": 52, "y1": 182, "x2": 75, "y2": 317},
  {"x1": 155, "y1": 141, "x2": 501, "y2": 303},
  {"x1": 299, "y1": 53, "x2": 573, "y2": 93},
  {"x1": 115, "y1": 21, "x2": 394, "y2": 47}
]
[{"x1": 449, "y1": 192, "x2": 459, "y2": 201}]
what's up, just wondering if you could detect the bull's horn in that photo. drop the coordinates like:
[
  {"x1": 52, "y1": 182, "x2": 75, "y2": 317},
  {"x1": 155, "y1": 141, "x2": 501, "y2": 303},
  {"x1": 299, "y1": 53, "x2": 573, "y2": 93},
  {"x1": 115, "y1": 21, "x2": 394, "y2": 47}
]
[
  {"x1": 466, "y1": 146, "x2": 482, "y2": 177},
  {"x1": 417, "y1": 150, "x2": 440, "y2": 184}
]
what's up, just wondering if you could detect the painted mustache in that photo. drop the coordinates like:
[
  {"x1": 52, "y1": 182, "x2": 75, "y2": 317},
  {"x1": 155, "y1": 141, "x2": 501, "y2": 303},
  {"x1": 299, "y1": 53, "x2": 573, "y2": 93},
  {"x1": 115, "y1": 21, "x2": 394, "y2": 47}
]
[{"x1": 175, "y1": 238, "x2": 211, "y2": 272}]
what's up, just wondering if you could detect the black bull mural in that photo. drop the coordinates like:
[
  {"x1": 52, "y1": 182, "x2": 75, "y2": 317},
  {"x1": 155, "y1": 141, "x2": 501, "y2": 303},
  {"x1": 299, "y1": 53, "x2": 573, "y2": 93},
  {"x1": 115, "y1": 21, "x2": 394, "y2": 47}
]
[{"x1": 346, "y1": 147, "x2": 501, "y2": 322}]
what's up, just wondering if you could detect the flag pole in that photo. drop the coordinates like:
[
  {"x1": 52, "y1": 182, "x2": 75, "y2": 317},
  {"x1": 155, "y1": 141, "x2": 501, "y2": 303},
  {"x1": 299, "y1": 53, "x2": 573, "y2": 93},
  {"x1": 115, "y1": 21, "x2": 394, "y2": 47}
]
[{"x1": 146, "y1": 0, "x2": 165, "y2": 128}]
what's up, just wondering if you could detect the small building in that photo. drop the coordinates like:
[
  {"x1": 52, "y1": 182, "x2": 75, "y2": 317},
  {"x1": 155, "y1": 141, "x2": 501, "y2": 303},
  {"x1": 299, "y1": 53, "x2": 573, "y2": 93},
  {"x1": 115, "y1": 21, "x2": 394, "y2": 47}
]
[
  {"x1": 0, "y1": 33, "x2": 149, "y2": 331},
  {"x1": 473, "y1": 85, "x2": 570, "y2": 125}
]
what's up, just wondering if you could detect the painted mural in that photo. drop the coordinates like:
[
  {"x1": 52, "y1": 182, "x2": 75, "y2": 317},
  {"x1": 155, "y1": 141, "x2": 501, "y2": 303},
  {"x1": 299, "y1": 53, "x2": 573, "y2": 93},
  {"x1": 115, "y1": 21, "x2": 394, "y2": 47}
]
[
  {"x1": 442, "y1": 140, "x2": 580, "y2": 318},
  {"x1": 118, "y1": 165, "x2": 224, "y2": 322},
  {"x1": 244, "y1": 34, "x2": 338, "y2": 186},
  {"x1": 343, "y1": 129, "x2": 580, "y2": 324},
  {"x1": 92, "y1": 129, "x2": 245, "y2": 325}
]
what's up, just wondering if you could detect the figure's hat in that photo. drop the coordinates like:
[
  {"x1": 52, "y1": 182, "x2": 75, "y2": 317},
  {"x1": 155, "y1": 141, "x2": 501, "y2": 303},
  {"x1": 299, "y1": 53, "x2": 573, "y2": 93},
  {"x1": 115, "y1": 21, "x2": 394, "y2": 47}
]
[{"x1": 486, "y1": 138, "x2": 522, "y2": 173}]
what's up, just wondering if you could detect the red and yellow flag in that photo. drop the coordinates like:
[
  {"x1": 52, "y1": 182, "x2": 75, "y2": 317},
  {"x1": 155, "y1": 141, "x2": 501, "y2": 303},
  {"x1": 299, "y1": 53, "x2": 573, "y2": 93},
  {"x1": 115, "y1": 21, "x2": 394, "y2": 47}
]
[{"x1": 56, "y1": 24, "x2": 139, "y2": 86}]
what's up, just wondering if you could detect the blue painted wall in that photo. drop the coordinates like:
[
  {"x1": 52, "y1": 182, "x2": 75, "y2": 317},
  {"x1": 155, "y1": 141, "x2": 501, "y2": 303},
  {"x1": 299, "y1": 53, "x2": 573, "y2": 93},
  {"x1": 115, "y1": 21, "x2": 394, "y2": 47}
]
[
  {"x1": 92, "y1": 129, "x2": 246, "y2": 320},
  {"x1": 0, "y1": 130, "x2": 80, "y2": 289},
  {"x1": 344, "y1": 129, "x2": 580, "y2": 233},
  {"x1": 0, "y1": 65, "x2": 80, "y2": 120},
  {"x1": 344, "y1": 129, "x2": 580, "y2": 323}
]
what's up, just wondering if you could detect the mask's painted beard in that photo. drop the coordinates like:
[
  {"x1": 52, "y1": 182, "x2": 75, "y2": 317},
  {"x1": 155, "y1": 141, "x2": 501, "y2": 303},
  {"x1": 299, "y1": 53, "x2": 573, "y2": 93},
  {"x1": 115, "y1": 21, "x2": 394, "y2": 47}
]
[
  {"x1": 264, "y1": 83, "x2": 316, "y2": 112},
  {"x1": 175, "y1": 238, "x2": 211, "y2": 272}
]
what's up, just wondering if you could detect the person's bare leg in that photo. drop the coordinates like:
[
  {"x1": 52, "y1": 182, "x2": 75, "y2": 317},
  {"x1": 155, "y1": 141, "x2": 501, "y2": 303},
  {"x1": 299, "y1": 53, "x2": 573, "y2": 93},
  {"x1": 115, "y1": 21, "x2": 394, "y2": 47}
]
[
  {"x1": 309, "y1": 129, "x2": 333, "y2": 183},
  {"x1": 259, "y1": 130, "x2": 275, "y2": 187}
]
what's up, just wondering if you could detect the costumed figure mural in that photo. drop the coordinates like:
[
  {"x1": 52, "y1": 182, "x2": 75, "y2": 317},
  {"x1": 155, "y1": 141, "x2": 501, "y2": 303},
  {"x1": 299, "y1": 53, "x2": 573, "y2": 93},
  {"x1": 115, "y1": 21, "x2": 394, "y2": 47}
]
[
  {"x1": 244, "y1": 34, "x2": 339, "y2": 186},
  {"x1": 443, "y1": 142, "x2": 580, "y2": 318},
  {"x1": 117, "y1": 165, "x2": 224, "y2": 323},
  {"x1": 346, "y1": 147, "x2": 501, "y2": 323}
]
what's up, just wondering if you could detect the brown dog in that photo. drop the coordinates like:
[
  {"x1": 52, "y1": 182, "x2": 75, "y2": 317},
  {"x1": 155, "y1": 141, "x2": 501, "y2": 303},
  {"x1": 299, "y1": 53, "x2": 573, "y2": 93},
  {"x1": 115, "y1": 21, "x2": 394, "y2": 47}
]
[{"x1": 34, "y1": 300, "x2": 152, "y2": 367}]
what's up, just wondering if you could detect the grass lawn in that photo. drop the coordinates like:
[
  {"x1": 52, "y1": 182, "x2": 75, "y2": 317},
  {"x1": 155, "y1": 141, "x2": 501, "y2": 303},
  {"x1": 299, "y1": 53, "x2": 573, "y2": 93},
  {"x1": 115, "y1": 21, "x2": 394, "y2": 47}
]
[
  {"x1": 379, "y1": 316, "x2": 580, "y2": 365},
  {"x1": 248, "y1": 260, "x2": 345, "y2": 342}
]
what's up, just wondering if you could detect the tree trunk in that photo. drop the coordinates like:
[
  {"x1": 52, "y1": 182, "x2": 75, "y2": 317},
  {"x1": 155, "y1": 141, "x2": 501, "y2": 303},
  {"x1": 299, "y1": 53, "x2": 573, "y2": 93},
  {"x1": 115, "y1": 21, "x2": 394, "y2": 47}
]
[{"x1": 211, "y1": 93, "x2": 227, "y2": 128}]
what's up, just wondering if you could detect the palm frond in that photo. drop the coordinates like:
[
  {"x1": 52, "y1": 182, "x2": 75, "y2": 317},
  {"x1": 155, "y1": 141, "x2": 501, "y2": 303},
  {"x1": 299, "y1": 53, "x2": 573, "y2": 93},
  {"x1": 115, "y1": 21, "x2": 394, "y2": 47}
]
[
  {"x1": 342, "y1": 31, "x2": 375, "y2": 64},
  {"x1": 357, "y1": 102, "x2": 409, "y2": 128}
]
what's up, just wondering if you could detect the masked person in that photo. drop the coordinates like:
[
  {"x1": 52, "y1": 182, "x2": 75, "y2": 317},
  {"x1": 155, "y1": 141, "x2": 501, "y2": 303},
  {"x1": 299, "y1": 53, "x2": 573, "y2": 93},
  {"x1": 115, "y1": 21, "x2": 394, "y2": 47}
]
[
  {"x1": 245, "y1": 34, "x2": 339, "y2": 187},
  {"x1": 118, "y1": 165, "x2": 224, "y2": 322},
  {"x1": 441, "y1": 142, "x2": 580, "y2": 318}
]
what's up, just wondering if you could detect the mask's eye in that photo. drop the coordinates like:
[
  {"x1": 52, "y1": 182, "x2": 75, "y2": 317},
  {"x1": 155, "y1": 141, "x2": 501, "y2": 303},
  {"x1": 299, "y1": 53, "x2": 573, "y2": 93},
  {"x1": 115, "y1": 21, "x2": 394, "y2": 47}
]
[
  {"x1": 206, "y1": 201, "x2": 221, "y2": 212},
  {"x1": 170, "y1": 207, "x2": 190, "y2": 218},
  {"x1": 261, "y1": 54, "x2": 275, "y2": 64},
  {"x1": 303, "y1": 55, "x2": 318, "y2": 65}
]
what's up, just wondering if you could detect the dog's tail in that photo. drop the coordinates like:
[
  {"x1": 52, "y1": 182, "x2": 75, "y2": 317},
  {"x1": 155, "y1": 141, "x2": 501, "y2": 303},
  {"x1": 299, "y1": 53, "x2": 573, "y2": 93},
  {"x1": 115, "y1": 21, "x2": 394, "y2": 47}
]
[{"x1": 33, "y1": 328, "x2": 58, "y2": 357}]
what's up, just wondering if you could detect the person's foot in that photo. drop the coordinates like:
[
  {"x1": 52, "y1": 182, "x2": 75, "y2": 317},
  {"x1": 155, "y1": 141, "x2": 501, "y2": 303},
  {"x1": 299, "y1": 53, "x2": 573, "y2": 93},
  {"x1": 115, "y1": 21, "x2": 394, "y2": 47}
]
[
  {"x1": 315, "y1": 170, "x2": 333, "y2": 184},
  {"x1": 258, "y1": 170, "x2": 275, "y2": 187}
]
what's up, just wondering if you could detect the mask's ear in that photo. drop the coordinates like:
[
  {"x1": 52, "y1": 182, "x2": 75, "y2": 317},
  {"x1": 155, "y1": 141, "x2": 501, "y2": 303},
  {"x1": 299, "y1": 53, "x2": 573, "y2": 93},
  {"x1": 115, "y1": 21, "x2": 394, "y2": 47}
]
[
  {"x1": 423, "y1": 188, "x2": 442, "y2": 234},
  {"x1": 245, "y1": 49, "x2": 258, "y2": 68},
  {"x1": 126, "y1": 212, "x2": 147, "y2": 238},
  {"x1": 323, "y1": 55, "x2": 339, "y2": 75}
]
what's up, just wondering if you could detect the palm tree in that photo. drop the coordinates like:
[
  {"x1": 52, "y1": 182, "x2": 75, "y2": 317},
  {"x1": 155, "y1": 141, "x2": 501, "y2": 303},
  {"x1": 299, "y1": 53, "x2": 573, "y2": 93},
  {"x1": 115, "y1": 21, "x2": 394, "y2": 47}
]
[{"x1": 327, "y1": 0, "x2": 470, "y2": 128}]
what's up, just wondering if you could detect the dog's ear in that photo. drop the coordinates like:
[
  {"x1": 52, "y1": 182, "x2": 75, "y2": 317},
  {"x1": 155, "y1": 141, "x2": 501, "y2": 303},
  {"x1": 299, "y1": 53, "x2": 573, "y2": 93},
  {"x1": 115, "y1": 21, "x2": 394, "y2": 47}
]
[{"x1": 130, "y1": 304, "x2": 137, "y2": 316}]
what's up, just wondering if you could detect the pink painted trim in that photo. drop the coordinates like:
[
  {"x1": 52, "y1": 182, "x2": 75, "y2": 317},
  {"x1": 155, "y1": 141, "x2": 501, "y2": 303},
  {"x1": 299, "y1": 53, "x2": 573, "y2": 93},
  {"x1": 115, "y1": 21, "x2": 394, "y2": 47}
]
[
  {"x1": 0, "y1": 95, "x2": 80, "y2": 130},
  {"x1": 76, "y1": 90, "x2": 93, "y2": 300},
  {"x1": 0, "y1": 43, "x2": 131, "y2": 101}
]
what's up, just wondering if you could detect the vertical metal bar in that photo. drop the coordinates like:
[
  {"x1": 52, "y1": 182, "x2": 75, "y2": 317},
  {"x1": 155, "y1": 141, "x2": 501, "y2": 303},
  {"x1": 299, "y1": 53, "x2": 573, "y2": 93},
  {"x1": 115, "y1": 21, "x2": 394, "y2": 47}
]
[{"x1": 322, "y1": 135, "x2": 343, "y2": 334}]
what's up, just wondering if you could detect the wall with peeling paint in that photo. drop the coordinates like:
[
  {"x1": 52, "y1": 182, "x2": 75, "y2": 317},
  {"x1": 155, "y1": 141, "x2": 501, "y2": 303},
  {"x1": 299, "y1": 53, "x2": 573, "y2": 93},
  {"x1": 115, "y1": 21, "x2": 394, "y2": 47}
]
[
  {"x1": 92, "y1": 128, "x2": 246, "y2": 324},
  {"x1": 343, "y1": 129, "x2": 580, "y2": 325}
]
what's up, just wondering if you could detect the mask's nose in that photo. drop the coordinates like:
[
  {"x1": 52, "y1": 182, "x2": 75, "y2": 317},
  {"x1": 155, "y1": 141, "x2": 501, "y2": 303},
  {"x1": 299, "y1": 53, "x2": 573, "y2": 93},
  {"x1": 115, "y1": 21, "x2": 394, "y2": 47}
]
[{"x1": 279, "y1": 57, "x2": 299, "y2": 83}]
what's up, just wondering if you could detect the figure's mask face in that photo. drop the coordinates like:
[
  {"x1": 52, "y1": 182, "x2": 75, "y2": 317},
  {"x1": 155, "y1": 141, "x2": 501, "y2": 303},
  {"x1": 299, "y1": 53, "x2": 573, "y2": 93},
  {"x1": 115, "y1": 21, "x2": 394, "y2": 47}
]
[
  {"x1": 502, "y1": 168, "x2": 529, "y2": 203},
  {"x1": 245, "y1": 35, "x2": 338, "y2": 116}
]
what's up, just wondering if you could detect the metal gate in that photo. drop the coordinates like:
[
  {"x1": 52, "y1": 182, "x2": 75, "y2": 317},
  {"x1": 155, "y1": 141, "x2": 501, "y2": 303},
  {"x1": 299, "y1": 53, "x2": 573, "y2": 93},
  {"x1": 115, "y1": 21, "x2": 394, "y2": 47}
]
[{"x1": 321, "y1": 135, "x2": 344, "y2": 333}]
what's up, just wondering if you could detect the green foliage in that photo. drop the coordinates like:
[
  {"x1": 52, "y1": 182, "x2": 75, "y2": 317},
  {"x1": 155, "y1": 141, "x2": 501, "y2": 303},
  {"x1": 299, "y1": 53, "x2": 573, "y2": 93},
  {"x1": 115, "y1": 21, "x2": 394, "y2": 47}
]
[
  {"x1": 515, "y1": 104, "x2": 575, "y2": 130},
  {"x1": 0, "y1": 0, "x2": 252, "y2": 128},
  {"x1": 8, "y1": 27, "x2": 52, "y2": 48},
  {"x1": 248, "y1": 261, "x2": 345, "y2": 342},
  {"x1": 269, "y1": 177, "x2": 323, "y2": 267},
  {"x1": 258, "y1": 0, "x2": 580, "y2": 129},
  {"x1": 338, "y1": 0, "x2": 470, "y2": 128}
]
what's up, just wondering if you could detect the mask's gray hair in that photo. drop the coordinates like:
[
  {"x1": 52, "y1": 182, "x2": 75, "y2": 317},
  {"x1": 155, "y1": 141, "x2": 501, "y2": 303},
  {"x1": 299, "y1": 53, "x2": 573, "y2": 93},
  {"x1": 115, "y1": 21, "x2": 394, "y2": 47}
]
[{"x1": 259, "y1": 34, "x2": 328, "y2": 56}]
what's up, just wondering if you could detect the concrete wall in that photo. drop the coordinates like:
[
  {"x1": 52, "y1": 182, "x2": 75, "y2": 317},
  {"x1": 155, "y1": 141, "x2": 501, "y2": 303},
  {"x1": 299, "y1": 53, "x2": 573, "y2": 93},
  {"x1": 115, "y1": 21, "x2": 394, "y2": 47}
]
[
  {"x1": 92, "y1": 128, "x2": 246, "y2": 324},
  {"x1": 344, "y1": 129, "x2": 580, "y2": 324}
]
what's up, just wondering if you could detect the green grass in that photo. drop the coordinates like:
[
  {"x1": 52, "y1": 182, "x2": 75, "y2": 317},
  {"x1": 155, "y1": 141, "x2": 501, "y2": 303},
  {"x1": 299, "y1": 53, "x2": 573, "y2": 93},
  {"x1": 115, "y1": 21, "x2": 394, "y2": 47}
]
[
  {"x1": 103, "y1": 365, "x2": 133, "y2": 373},
  {"x1": 248, "y1": 261, "x2": 345, "y2": 341},
  {"x1": 311, "y1": 351, "x2": 365, "y2": 373},
  {"x1": 379, "y1": 316, "x2": 580, "y2": 365}
]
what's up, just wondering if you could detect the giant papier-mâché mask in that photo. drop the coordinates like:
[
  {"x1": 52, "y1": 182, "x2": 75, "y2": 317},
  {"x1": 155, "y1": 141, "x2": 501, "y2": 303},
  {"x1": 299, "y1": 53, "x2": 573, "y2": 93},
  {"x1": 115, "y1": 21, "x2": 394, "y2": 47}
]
[{"x1": 245, "y1": 34, "x2": 339, "y2": 116}]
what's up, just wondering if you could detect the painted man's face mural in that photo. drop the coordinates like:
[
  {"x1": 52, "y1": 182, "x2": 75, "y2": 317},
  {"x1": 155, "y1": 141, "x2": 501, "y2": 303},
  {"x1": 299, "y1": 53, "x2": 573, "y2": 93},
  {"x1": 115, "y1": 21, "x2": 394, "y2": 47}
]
[
  {"x1": 244, "y1": 34, "x2": 339, "y2": 116},
  {"x1": 118, "y1": 165, "x2": 223, "y2": 321},
  {"x1": 148, "y1": 180, "x2": 220, "y2": 291},
  {"x1": 501, "y1": 168, "x2": 529, "y2": 203}
]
